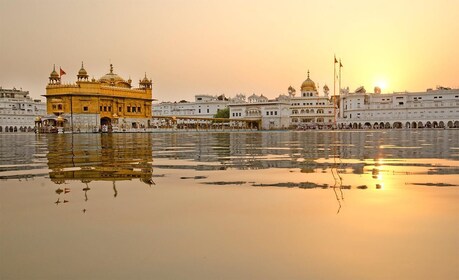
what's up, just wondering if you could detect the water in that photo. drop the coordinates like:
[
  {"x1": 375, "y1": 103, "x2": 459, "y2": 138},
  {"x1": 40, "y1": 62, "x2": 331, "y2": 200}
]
[{"x1": 1, "y1": 130, "x2": 458, "y2": 280}]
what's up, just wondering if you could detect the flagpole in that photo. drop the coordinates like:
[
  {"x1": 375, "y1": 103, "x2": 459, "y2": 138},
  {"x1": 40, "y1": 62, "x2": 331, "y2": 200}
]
[
  {"x1": 333, "y1": 55, "x2": 337, "y2": 128},
  {"x1": 339, "y1": 59, "x2": 342, "y2": 96}
]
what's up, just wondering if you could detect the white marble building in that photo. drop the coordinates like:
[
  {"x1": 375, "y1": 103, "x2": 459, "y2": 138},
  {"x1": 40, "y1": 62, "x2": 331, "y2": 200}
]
[
  {"x1": 0, "y1": 87, "x2": 46, "y2": 132},
  {"x1": 289, "y1": 71, "x2": 337, "y2": 129},
  {"x1": 152, "y1": 94, "x2": 229, "y2": 118},
  {"x1": 228, "y1": 94, "x2": 291, "y2": 130},
  {"x1": 228, "y1": 71, "x2": 337, "y2": 130},
  {"x1": 338, "y1": 86, "x2": 459, "y2": 129}
]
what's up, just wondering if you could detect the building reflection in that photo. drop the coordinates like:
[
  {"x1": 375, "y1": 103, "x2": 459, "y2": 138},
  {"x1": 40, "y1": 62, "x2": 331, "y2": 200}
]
[{"x1": 46, "y1": 133, "x2": 154, "y2": 207}]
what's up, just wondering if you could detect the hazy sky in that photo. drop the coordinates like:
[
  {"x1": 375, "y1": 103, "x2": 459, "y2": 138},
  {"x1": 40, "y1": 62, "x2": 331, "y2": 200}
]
[{"x1": 1, "y1": 0, "x2": 458, "y2": 101}]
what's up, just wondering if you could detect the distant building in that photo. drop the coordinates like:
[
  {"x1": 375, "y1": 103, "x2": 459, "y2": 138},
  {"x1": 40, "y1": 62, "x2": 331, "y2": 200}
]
[
  {"x1": 228, "y1": 94, "x2": 290, "y2": 130},
  {"x1": 229, "y1": 71, "x2": 336, "y2": 130},
  {"x1": 43, "y1": 63, "x2": 153, "y2": 132},
  {"x1": 152, "y1": 94, "x2": 229, "y2": 118},
  {"x1": 338, "y1": 86, "x2": 459, "y2": 129},
  {"x1": 290, "y1": 71, "x2": 337, "y2": 129},
  {"x1": 0, "y1": 87, "x2": 46, "y2": 132}
]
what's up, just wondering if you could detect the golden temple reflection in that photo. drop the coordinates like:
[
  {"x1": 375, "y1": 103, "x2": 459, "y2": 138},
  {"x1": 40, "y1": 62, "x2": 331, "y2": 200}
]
[{"x1": 45, "y1": 133, "x2": 155, "y2": 209}]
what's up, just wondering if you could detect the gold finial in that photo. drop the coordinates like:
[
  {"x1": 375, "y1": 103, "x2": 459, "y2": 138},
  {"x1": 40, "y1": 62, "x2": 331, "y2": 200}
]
[
  {"x1": 110, "y1": 64, "x2": 113, "y2": 73},
  {"x1": 53, "y1": 64, "x2": 56, "y2": 71},
  {"x1": 81, "y1": 61, "x2": 84, "y2": 68},
  {"x1": 307, "y1": 70, "x2": 310, "y2": 79}
]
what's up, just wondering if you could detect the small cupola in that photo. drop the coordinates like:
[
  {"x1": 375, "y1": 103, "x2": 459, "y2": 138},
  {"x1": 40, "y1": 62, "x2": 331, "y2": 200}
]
[
  {"x1": 48, "y1": 64, "x2": 61, "y2": 84},
  {"x1": 77, "y1": 61, "x2": 89, "y2": 81}
]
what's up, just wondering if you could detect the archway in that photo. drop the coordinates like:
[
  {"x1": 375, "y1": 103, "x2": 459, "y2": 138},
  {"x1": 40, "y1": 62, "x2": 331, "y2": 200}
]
[
  {"x1": 364, "y1": 122, "x2": 371, "y2": 129},
  {"x1": 432, "y1": 121, "x2": 438, "y2": 128},
  {"x1": 385, "y1": 122, "x2": 391, "y2": 129},
  {"x1": 405, "y1": 122, "x2": 411, "y2": 129},
  {"x1": 100, "y1": 117, "x2": 112, "y2": 132},
  {"x1": 425, "y1": 121, "x2": 432, "y2": 128},
  {"x1": 379, "y1": 122, "x2": 385, "y2": 129},
  {"x1": 373, "y1": 123, "x2": 379, "y2": 129},
  {"x1": 438, "y1": 121, "x2": 444, "y2": 128},
  {"x1": 447, "y1": 121, "x2": 453, "y2": 128},
  {"x1": 418, "y1": 122, "x2": 424, "y2": 128},
  {"x1": 454, "y1": 121, "x2": 459, "y2": 128},
  {"x1": 393, "y1": 122, "x2": 402, "y2": 129},
  {"x1": 101, "y1": 117, "x2": 111, "y2": 126},
  {"x1": 412, "y1": 122, "x2": 417, "y2": 128}
]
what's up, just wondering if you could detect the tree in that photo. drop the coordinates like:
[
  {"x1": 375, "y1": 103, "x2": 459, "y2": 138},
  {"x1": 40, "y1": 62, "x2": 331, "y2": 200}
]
[{"x1": 214, "y1": 108, "x2": 229, "y2": 118}]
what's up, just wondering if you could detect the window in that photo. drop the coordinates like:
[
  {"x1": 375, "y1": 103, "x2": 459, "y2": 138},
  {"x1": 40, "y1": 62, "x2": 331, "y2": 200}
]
[
  {"x1": 100, "y1": 106, "x2": 103, "y2": 111},
  {"x1": 132, "y1": 107, "x2": 137, "y2": 113},
  {"x1": 103, "y1": 106, "x2": 107, "y2": 111},
  {"x1": 207, "y1": 109, "x2": 209, "y2": 113},
  {"x1": 108, "y1": 106, "x2": 111, "y2": 112},
  {"x1": 127, "y1": 106, "x2": 131, "y2": 112},
  {"x1": 83, "y1": 106, "x2": 88, "y2": 112},
  {"x1": 138, "y1": 107, "x2": 141, "y2": 113},
  {"x1": 119, "y1": 106, "x2": 122, "y2": 112}
]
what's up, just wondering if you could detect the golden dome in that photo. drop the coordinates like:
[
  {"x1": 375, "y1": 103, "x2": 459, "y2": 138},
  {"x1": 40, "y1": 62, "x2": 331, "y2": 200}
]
[
  {"x1": 56, "y1": 115, "x2": 64, "y2": 122},
  {"x1": 35, "y1": 116, "x2": 42, "y2": 122},
  {"x1": 98, "y1": 64, "x2": 130, "y2": 88},
  {"x1": 301, "y1": 70, "x2": 316, "y2": 91}
]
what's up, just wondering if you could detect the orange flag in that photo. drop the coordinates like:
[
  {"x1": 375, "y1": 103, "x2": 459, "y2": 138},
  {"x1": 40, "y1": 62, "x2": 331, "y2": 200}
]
[{"x1": 60, "y1": 67, "x2": 66, "y2": 76}]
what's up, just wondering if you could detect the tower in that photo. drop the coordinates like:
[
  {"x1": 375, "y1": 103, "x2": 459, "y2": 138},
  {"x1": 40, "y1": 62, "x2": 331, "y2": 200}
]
[
  {"x1": 48, "y1": 65, "x2": 61, "y2": 84},
  {"x1": 139, "y1": 73, "x2": 152, "y2": 89},
  {"x1": 77, "y1": 62, "x2": 89, "y2": 81}
]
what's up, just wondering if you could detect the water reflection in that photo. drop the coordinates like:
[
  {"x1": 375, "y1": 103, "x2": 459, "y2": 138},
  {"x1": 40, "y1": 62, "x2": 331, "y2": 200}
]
[
  {"x1": 43, "y1": 134, "x2": 154, "y2": 210},
  {"x1": 0, "y1": 130, "x2": 458, "y2": 210}
]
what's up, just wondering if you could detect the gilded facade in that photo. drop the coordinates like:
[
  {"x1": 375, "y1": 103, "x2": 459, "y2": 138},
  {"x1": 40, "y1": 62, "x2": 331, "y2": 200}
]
[{"x1": 44, "y1": 63, "x2": 153, "y2": 132}]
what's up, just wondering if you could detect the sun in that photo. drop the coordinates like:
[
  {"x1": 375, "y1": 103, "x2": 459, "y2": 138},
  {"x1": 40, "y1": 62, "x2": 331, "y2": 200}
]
[{"x1": 375, "y1": 80, "x2": 388, "y2": 91}]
